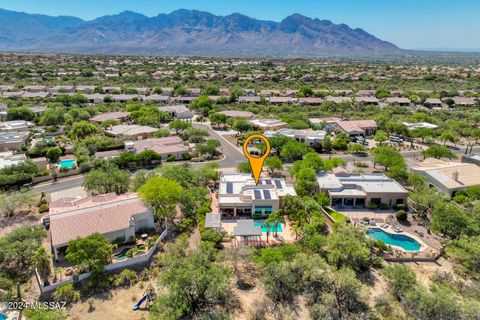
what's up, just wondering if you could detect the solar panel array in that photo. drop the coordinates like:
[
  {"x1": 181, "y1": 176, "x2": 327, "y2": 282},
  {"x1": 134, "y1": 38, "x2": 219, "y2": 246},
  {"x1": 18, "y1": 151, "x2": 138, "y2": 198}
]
[
  {"x1": 254, "y1": 190, "x2": 262, "y2": 199},
  {"x1": 274, "y1": 180, "x2": 282, "y2": 188},
  {"x1": 226, "y1": 182, "x2": 233, "y2": 194},
  {"x1": 263, "y1": 190, "x2": 271, "y2": 200},
  {"x1": 265, "y1": 179, "x2": 272, "y2": 185}
]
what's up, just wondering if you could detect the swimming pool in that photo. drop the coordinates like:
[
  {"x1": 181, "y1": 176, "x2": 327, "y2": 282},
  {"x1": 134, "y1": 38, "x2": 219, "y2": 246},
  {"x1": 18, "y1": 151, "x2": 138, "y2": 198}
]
[
  {"x1": 254, "y1": 220, "x2": 283, "y2": 233},
  {"x1": 0, "y1": 313, "x2": 7, "y2": 320},
  {"x1": 58, "y1": 159, "x2": 76, "y2": 170},
  {"x1": 367, "y1": 228, "x2": 421, "y2": 251},
  {"x1": 114, "y1": 248, "x2": 130, "y2": 261}
]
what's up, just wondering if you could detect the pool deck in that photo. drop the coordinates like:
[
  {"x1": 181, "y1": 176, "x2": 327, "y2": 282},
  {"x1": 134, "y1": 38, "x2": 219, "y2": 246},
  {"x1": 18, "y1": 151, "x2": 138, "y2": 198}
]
[
  {"x1": 367, "y1": 225, "x2": 429, "y2": 252},
  {"x1": 221, "y1": 218, "x2": 295, "y2": 247}
]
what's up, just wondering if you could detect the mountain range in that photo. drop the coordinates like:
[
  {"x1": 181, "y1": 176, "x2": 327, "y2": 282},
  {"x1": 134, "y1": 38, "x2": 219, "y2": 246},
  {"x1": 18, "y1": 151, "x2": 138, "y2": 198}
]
[{"x1": 0, "y1": 8, "x2": 401, "y2": 57}]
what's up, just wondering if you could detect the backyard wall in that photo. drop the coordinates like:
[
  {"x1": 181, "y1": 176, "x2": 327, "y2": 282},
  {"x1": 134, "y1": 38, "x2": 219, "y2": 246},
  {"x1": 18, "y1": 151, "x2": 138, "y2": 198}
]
[{"x1": 36, "y1": 228, "x2": 168, "y2": 297}]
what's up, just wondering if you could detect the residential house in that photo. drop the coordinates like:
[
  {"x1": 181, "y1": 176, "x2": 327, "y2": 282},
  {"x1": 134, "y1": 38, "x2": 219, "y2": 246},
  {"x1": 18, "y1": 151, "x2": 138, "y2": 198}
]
[
  {"x1": 424, "y1": 98, "x2": 443, "y2": 108},
  {"x1": 144, "y1": 95, "x2": 170, "y2": 103},
  {"x1": 158, "y1": 105, "x2": 193, "y2": 121},
  {"x1": 90, "y1": 112, "x2": 130, "y2": 124},
  {"x1": 384, "y1": 97, "x2": 411, "y2": 106},
  {"x1": 330, "y1": 119, "x2": 378, "y2": 138},
  {"x1": 48, "y1": 193, "x2": 155, "y2": 260},
  {"x1": 249, "y1": 119, "x2": 288, "y2": 131},
  {"x1": 105, "y1": 124, "x2": 158, "y2": 140},
  {"x1": 238, "y1": 96, "x2": 261, "y2": 104},
  {"x1": 217, "y1": 110, "x2": 254, "y2": 119},
  {"x1": 0, "y1": 120, "x2": 34, "y2": 132},
  {"x1": 298, "y1": 97, "x2": 324, "y2": 105},
  {"x1": 356, "y1": 97, "x2": 380, "y2": 105},
  {"x1": 217, "y1": 173, "x2": 296, "y2": 218},
  {"x1": 0, "y1": 131, "x2": 29, "y2": 151},
  {"x1": 268, "y1": 97, "x2": 297, "y2": 105},
  {"x1": 264, "y1": 128, "x2": 326, "y2": 147},
  {"x1": 125, "y1": 136, "x2": 189, "y2": 160},
  {"x1": 317, "y1": 170, "x2": 408, "y2": 208},
  {"x1": 410, "y1": 158, "x2": 480, "y2": 195},
  {"x1": 402, "y1": 122, "x2": 439, "y2": 130}
]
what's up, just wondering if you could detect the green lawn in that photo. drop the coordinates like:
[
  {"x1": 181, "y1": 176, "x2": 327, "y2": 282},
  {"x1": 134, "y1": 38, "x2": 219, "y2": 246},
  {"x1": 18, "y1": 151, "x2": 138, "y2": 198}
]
[{"x1": 324, "y1": 207, "x2": 350, "y2": 224}]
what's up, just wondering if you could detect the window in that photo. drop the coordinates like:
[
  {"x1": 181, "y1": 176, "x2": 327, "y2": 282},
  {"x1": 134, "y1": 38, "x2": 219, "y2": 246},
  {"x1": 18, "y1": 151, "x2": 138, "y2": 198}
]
[{"x1": 371, "y1": 198, "x2": 381, "y2": 204}]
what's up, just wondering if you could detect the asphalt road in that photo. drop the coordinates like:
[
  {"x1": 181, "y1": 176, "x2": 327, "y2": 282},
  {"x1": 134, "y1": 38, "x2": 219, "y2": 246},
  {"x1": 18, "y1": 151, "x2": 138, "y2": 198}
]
[
  {"x1": 32, "y1": 127, "x2": 480, "y2": 195},
  {"x1": 193, "y1": 122, "x2": 245, "y2": 168},
  {"x1": 34, "y1": 124, "x2": 245, "y2": 194}
]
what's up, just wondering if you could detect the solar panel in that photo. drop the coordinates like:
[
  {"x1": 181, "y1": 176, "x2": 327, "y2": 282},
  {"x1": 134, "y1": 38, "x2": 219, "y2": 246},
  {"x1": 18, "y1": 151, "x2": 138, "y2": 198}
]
[
  {"x1": 254, "y1": 190, "x2": 262, "y2": 199},
  {"x1": 258, "y1": 180, "x2": 262, "y2": 185},
  {"x1": 263, "y1": 190, "x2": 271, "y2": 200},
  {"x1": 226, "y1": 182, "x2": 233, "y2": 194},
  {"x1": 274, "y1": 180, "x2": 282, "y2": 188},
  {"x1": 265, "y1": 179, "x2": 272, "y2": 185}
]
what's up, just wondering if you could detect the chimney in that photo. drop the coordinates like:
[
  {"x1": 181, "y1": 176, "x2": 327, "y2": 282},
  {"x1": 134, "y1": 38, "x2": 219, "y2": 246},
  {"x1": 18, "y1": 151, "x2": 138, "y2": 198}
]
[{"x1": 452, "y1": 170, "x2": 459, "y2": 181}]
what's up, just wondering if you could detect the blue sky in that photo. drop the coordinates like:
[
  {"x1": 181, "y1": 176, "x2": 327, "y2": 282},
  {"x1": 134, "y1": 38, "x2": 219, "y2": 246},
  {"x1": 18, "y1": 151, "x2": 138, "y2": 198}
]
[{"x1": 2, "y1": 0, "x2": 480, "y2": 50}]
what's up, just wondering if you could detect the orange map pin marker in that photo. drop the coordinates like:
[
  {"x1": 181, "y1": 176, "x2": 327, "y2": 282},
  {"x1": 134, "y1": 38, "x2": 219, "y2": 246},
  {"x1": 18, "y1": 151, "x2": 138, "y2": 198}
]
[{"x1": 242, "y1": 134, "x2": 271, "y2": 185}]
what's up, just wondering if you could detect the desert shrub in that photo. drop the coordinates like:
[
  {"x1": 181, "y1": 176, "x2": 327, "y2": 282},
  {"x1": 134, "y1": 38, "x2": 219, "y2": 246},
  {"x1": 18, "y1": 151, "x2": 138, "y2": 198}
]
[
  {"x1": 201, "y1": 228, "x2": 223, "y2": 245},
  {"x1": 113, "y1": 269, "x2": 138, "y2": 287},
  {"x1": 395, "y1": 210, "x2": 408, "y2": 221},
  {"x1": 53, "y1": 284, "x2": 80, "y2": 304}
]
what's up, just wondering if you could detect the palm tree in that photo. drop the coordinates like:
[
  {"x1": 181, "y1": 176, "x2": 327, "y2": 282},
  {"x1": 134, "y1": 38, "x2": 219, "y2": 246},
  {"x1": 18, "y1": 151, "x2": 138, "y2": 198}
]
[
  {"x1": 32, "y1": 247, "x2": 52, "y2": 283},
  {"x1": 265, "y1": 211, "x2": 285, "y2": 238}
]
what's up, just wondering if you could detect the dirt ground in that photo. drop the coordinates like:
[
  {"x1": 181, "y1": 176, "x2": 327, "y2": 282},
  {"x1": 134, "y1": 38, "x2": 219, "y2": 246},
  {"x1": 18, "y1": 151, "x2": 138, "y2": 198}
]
[{"x1": 67, "y1": 282, "x2": 154, "y2": 320}]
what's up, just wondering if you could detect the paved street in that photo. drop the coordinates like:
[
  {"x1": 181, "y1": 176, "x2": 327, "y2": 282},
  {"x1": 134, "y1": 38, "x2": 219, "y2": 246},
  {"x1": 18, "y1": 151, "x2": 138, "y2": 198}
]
[{"x1": 193, "y1": 122, "x2": 245, "y2": 168}]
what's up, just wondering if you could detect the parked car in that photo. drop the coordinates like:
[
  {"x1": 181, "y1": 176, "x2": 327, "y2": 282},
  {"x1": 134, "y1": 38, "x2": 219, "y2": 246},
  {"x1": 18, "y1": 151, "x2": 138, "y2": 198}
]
[{"x1": 389, "y1": 135, "x2": 403, "y2": 143}]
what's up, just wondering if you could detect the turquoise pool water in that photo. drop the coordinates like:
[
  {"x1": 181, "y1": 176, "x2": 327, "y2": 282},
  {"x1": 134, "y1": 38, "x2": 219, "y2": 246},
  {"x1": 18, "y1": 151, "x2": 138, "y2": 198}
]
[
  {"x1": 254, "y1": 220, "x2": 283, "y2": 233},
  {"x1": 367, "y1": 228, "x2": 421, "y2": 251},
  {"x1": 58, "y1": 159, "x2": 76, "y2": 170},
  {"x1": 0, "y1": 313, "x2": 7, "y2": 320},
  {"x1": 114, "y1": 248, "x2": 130, "y2": 261}
]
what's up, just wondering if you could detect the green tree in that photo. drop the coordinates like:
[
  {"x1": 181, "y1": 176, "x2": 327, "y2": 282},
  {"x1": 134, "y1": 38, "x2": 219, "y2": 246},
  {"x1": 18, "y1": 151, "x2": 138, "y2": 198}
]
[
  {"x1": 280, "y1": 140, "x2": 309, "y2": 162},
  {"x1": 71, "y1": 121, "x2": 98, "y2": 139},
  {"x1": 322, "y1": 135, "x2": 333, "y2": 152},
  {"x1": 295, "y1": 167, "x2": 318, "y2": 196},
  {"x1": 382, "y1": 264, "x2": 417, "y2": 299},
  {"x1": 151, "y1": 250, "x2": 235, "y2": 319},
  {"x1": 6, "y1": 107, "x2": 35, "y2": 121},
  {"x1": 161, "y1": 164, "x2": 195, "y2": 188},
  {"x1": 326, "y1": 226, "x2": 373, "y2": 272},
  {"x1": 447, "y1": 236, "x2": 480, "y2": 277},
  {"x1": 65, "y1": 233, "x2": 112, "y2": 272},
  {"x1": 264, "y1": 156, "x2": 283, "y2": 176},
  {"x1": 431, "y1": 202, "x2": 477, "y2": 239},
  {"x1": 39, "y1": 108, "x2": 64, "y2": 126},
  {"x1": 197, "y1": 139, "x2": 221, "y2": 159},
  {"x1": 407, "y1": 173, "x2": 427, "y2": 191},
  {"x1": 138, "y1": 177, "x2": 183, "y2": 226},
  {"x1": 169, "y1": 119, "x2": 191, "y2": 134},
  {"x1": 371, "y1": 146, "x2": 405, "y2": 171},
  {"x1": 190, "y1": 96, "x2": 213, "y2": 117},
  {"x1": 332, "y1": 133, "x2": 350, "y2": 150},
  {"x1": 237, "y1": 162, "x2": 252, "y2": 173},
  {"x1": 347, "y1": 143, "x2": 367, "y2": 154},
  {"x1": 232, "y1": 119, "x2": 252, "y2": 132},
  {"x1": 203, "y1": 84, "x2": 220, "y2": 96},
  {"x1": 82, "y1": 164, "x2": 130, "y2": 195},
  {"x1": 373, "y1": 130, "x2": 388, "y2": 146},
  {"x1": 265, "y1": 211, "x2": 285, "y2": 237},
  {"x1": 32, "y1": 246, "x2": 52, "y2": 281},
  {"x1": 439, "y1": 130, "x2": 459, "y2": 146},
  {"x1": 209, "y1": 113, "x2": 228, "y2": 129},
  {"x1": 0, "y1": 226, "x2": 46, "y2": 280},
  {"x1": 421, "y1": 145, "x2": 457, "y2": 160},
  {"x1": 45, "y1": 146, "x2": 62, "y2": 163},
  {"x1": 0, "y1": 190, "x2": 36, "y2": 218}
]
